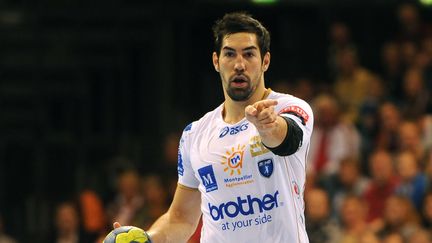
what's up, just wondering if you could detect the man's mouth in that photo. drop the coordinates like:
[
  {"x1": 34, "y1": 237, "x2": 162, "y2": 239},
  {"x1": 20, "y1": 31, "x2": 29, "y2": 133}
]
[
  {"x1": 230, "y1": 79, "x2": 248, "y2": 88},
  {"x1": 231, "y1": 75, "x2": 248, "y2": 84}
]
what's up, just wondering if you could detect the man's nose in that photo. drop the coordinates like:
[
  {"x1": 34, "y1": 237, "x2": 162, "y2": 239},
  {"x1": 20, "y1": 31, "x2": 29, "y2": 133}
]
[{"x1": 234, "y1": 55, "x2": 245, "y2": 72}]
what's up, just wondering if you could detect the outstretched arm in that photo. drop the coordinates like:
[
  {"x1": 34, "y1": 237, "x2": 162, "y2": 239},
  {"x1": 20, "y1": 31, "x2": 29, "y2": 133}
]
[{"x1": 245, "y1": 99, "x2": 303, "y2": 156}]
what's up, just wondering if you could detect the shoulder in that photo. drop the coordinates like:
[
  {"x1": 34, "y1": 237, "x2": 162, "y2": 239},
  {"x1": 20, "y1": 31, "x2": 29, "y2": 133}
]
[
  {"x1": 181, "y1": 105, "x2": 223, "y2": 140},
  {"x1": 269, "y1": 90, "x2": 314, "y2": 126}
]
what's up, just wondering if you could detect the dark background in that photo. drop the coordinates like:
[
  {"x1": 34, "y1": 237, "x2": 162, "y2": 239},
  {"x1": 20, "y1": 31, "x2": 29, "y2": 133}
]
[{"x1": 0, "y1": 0, "x2": 430, "y2": 241}]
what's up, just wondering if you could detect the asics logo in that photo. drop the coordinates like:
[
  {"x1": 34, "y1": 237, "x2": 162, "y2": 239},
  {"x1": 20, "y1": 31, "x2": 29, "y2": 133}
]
[
  {"x1": 208, "y1": 191, "x2": 280, "y2": 221},
  {"x1": 219, "y1": 123, "x2": 249, "y2": 138}
]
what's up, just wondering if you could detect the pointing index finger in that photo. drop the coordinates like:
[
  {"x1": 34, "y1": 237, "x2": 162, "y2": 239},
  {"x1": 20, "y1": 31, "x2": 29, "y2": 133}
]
[{"x1": 254, "y1": 99, "x2": 278, "y2": 110}]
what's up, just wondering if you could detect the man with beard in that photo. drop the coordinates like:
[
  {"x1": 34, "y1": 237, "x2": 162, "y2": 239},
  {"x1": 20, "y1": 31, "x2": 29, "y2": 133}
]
[{"x1": 111, "y1": 12, "x2": 313, "y2": 243}]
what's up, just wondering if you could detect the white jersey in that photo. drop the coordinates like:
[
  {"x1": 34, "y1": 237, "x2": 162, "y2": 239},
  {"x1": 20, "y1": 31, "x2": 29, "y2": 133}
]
[{"x1": 178, "y1": 91, "x2": 313, "y2": 243}]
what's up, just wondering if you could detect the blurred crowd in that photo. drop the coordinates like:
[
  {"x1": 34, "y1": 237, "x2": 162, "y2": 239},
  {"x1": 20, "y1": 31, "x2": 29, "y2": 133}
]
[
  {"x1": 1, "y1": 2, "x2": 432, "y2": 243},
  {"x1": 301, "y1": 3, "x2": 432, "y2": 243}
]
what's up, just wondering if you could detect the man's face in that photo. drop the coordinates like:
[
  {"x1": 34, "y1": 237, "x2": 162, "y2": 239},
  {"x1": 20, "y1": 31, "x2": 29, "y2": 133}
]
[{"x1": 213, "y1": 32, "x2": 270, "y2": 101}]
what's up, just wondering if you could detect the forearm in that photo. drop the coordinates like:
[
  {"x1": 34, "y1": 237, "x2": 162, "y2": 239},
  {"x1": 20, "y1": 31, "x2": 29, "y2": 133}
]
[
  {"x1": 260, "y1": 116, "x2": 304, "y2": 156},
  {"x1": 145, "y1": 185, "x2": 202, "y2": 243},
  {"x1": 147, "y1": 212, "x2": 199, "y2": 243},
  {"x1": 259, "y1": 116, "x2": 287, "y2": 148}
]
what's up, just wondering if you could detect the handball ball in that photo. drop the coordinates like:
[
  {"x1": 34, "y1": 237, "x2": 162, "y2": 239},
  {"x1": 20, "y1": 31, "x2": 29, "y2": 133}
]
[{"x1": 103, "y1": 226, "x2": 151, "y2": 243}]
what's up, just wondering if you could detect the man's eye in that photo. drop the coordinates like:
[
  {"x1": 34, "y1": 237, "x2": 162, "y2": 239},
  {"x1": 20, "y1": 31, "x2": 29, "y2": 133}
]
[
  {"x1": 245, "y1": 52, "x2": 255, "y2": 57},
  {"x1": 224, "y1": 52, "x2": 235, "y2": 57}
]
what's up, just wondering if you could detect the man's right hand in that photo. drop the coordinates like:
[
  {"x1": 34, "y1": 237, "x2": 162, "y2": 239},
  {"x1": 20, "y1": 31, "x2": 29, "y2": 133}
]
[{"x1": 107, "y1": 222, "x2": 153, "y2": 243}]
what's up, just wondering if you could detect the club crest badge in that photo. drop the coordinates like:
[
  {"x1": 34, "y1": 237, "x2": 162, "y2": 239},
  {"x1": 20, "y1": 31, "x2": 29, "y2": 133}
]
[{"x1": 258, "y1": 159, "x2": 274, "y2": 178}]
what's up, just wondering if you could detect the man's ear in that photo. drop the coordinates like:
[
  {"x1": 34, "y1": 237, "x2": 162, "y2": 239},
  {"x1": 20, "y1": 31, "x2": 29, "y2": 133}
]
[
  {"x1": 262, "y1": 52, "x2": 271, "y2": 72},
  {"x1": 212, "y1": 52, "x2": 220, "y2": 72}
]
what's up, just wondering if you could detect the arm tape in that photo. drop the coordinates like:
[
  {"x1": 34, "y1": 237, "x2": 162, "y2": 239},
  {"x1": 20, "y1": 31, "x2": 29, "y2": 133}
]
[{"x1": 264, "y1": 116, "x2": 303, "y2": 156}]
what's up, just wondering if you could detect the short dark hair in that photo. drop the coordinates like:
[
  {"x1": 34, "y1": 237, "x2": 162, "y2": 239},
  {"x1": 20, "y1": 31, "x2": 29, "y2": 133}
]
[{"x1": 212, "y1": 12, "x2": 270, "y2": 57}]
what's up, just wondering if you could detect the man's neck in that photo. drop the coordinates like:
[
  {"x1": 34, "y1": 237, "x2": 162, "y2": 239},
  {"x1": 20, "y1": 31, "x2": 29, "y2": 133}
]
[{"x1": 223, "y1": 85, "x2": 269, "y2": 124}]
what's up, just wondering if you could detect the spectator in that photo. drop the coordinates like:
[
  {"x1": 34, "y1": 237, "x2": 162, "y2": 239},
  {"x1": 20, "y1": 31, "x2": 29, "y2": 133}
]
[
  {"x1": 325, "y1": 158, "x2": 369, "y2": 218},
  {"x1": 307, "y1": 94, "x2": 360, "y2": 179},
  {"x1": 140, "y1": 174, "x2": 169, "y2": 229},
  {"x1": 380, "y1": 42, "x2": 403, "y2": 98},
  {"x1": 395, "y1": 151, "x2": 427, "y2": 208},
  {"x1": 305, "y1": 188, "x2": 341, "y2": 243},
  {"x1": 106, "y1": 169, "x2": 146, "y2": 227},
  {"x1": 327, "y1": 21, "x2": 357, "y2": 80},
  {"x1": 333, "y1": 47, "x2": 376, "y2": 123},
  {"x1": 339, "y1": 195, "x2": 372, "y2": 243},
  {"x1": 377, "y1": 195, "x2": 420, "y2": 241},
  {"x1": 375, "y1": 102, "x2": 401, "y2": 153},
  {"x1": 357, "y1": 76, "x2": 386, "y2": 172},
  {"x1": 398, "y1": 67, "x2": 431, "y2": 119},
  {"x1": 413, "y1": 47, "x2": 431, "y2": 71},
  {"x1": 48, "y1": 201, "x2": 95, "y2": 243},
  {"x1": 363, "y1": 150, "x2": 399, "y2": 224},
  {"x1": 399, "y1": 41, "x2": 419, "y2": 68},
  {"x1": 395, "y1": 3, "x2": 429, "y2": 43},
  {"x1": 398, "y1": 120, "x2": 426, "y2": 161}
]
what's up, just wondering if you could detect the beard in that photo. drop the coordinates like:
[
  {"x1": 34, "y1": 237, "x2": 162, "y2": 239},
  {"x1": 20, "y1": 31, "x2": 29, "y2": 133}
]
[{"x1": 225, "y1": 75, "x2": 255, "y2": 101}]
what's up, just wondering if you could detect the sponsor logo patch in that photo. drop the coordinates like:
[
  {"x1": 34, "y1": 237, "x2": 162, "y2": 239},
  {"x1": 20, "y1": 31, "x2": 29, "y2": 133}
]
[
  {"x1": 220, "y1": 144, "x2": 254, "y2": 188},
  {"x1": 279, "y1": 105, "x2": 309, "y2": 125},
  {"x1": 219, "y1": 123, "x2": 249, "y2": 138},
  {"x1": 208, "y1": 191, "x2": 280, "y2": 221},
  {"x1": 198, "y1": 165, "x2": 218, "y2": 192},
  {"x1": 249, "y1": 136, "x2": 270, "y2": 157},
  {"x1": 258, "y1": 159, "x2": 274, "y2": 178}
]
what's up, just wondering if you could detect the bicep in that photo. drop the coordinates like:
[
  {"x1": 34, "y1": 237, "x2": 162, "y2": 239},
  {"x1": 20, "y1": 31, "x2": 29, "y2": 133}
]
[{"x1": 167, "y1": 184, "x2": 202, "y2": 226}]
